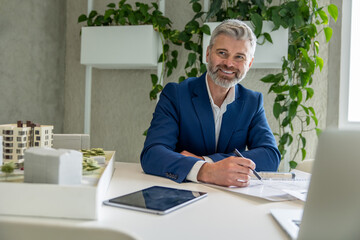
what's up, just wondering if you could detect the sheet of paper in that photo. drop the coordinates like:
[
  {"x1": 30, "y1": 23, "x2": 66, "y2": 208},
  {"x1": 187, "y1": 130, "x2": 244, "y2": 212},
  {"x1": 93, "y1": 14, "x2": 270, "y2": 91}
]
[{"x1": 206, "y1": 175, "x2": 310, "y2": 202}]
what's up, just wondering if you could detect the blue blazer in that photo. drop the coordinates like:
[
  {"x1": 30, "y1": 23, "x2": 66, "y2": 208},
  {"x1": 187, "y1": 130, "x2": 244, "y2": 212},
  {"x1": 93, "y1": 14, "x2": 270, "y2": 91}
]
[{"x1": 141, "y1": 73, "x2": 280, "y2": 183}]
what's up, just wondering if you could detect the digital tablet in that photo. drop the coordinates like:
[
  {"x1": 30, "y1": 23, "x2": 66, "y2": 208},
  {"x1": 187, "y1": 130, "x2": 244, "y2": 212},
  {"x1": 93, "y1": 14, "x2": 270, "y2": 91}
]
[{"x1": 103, "y1": 186, "x2": 208, "y2": 215}]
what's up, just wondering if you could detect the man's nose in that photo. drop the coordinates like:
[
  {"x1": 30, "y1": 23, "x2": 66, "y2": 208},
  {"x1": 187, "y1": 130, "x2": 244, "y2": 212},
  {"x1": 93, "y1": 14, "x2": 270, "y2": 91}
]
[{"x1": 222, "y1": 58, "x2": 235, "y2": 68}]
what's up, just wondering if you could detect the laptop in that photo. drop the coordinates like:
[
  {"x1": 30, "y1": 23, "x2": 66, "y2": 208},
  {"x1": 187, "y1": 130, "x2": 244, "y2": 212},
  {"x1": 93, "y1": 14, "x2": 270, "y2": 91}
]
[{"x1": 271, "y1": 129, "x2": 360, "y2": 239}]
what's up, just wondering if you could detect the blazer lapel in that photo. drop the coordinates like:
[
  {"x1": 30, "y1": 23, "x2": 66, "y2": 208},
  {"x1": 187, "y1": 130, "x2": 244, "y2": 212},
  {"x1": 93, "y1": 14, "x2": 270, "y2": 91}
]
[
  {"x1": 217, "y1": 85, "x2": 245, "y2": 153},
  {"x1": 191, "y1": 75, "x2": 216, "y2": 154}
]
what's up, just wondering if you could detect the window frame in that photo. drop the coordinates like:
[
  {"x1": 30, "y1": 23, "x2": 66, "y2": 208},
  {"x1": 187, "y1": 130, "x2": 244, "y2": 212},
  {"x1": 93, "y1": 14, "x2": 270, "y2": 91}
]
[{"x1": 339, "y1": 0, "x2": 360, "y2": 129}]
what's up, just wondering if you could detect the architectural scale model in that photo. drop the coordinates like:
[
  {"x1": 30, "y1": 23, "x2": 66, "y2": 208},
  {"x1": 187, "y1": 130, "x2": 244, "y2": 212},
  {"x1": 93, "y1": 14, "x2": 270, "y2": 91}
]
[
  {"x1": 0, "y1": 136, "x2": 2, "y2": 166},
  {"x1": 0, "y1": 121, "x2": 54, "y2": 164},
  {"x1": 24, "y1": 147, "x2": 82, "y2": 185}
]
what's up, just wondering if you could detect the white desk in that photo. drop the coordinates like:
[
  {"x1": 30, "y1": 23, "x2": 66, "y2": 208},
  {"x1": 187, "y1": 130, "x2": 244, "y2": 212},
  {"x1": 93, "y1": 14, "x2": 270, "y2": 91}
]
[{"x1": 0, "y1": 162, "x2": 304, "y2": 240}]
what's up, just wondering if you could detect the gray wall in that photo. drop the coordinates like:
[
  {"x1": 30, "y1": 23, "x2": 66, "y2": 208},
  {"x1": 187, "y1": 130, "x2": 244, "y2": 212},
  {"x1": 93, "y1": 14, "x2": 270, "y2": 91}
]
[
  {"x1": 0, "y1": 0, "x2": 65, "y2": 132},
  {"x1": 0, "y1": 0, "x2": 342, "y2": 167}
]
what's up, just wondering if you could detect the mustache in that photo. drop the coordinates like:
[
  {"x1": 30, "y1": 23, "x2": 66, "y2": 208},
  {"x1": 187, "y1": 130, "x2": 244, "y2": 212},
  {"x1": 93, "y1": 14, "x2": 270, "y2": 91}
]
[
  {"x1": 214, "y1": 64, "x2": 239, "y2": 73},
  {"x1": 213, "y1": 65, "x2": 240, "y2": 76}
]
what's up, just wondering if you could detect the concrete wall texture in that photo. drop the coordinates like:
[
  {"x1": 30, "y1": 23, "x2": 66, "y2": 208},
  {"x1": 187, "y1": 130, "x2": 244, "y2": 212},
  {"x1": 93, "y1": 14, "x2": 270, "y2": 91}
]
[
  {"x1": 0, "y1": 0, "x2": 342, "y2": 166},
  {"x1": 0, "y1": 0, "x2": 66, "y2": 132}
]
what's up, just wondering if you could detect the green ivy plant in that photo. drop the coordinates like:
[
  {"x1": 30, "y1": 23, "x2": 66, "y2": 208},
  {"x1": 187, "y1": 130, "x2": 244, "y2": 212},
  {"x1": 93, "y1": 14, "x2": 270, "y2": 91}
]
[
  {"x1": 78, "y1": 0, "x2": 181, "y2": 100},
  {"x1": 259, "y1": 1, "x2": 338, "y2": 169},
  {"x1": 185, "y1": 0, "x2": 338, "y2": 169},
  {"x1": 176, "y1": 1, "x2": 210, "y2": 82}
]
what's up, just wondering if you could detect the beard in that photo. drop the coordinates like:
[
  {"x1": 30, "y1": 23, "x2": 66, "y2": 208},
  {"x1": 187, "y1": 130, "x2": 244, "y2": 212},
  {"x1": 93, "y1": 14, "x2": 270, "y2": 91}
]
[{"x1": 207, "y1": 58, "x2": 248, "y2": 89}]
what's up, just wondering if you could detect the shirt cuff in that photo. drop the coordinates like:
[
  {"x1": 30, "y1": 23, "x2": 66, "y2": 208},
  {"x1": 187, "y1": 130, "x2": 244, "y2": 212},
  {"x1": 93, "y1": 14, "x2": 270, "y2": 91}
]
[
  {"x1": 186, "y1": 157, "x2": 214, "y2": 183},
  {"x1": 186, "y1": 161, "x2": 206, "y2": 183},
  {"x1": 203, "y1": 156, "x2": 214, "y2": 163}
]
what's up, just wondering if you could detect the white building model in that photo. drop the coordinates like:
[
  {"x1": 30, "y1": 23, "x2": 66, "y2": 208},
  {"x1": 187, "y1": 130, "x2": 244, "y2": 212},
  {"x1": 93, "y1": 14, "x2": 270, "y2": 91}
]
[
  {"x1": 0, "y1": 121, "x2": 53, "y2": 164},
  {"x1": 24, "y1": 148, "x2": 82, "y2": 185}
]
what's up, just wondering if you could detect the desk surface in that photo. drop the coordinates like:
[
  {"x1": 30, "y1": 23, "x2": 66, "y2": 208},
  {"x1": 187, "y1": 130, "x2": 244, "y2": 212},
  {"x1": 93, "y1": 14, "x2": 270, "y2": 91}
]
[{"x1": 0, "y1": 162, "x2": 304, "y2": 240}]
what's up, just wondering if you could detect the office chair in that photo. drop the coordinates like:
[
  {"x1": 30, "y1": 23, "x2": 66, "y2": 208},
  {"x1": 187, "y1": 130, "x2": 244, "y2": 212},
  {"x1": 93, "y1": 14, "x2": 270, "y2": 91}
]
[{"x1": 0, "y1": 220, "x2": 138, "y2": 240}]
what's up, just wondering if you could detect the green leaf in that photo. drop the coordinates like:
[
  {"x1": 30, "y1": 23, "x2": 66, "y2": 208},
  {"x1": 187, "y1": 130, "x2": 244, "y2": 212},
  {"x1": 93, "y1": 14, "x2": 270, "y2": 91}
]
[
  {"x1": 78, "y1": 14, "x2": 87, "y2": 23},
  {"x1": 301, "y1": 105, "x2": 309, "y2": 115},
  {"x1": 261, "y1": 73, "x2": 283, "y2": 83},
  {"x1": 289, "y1": 101, "x2": 298, "y2": 119},
  {"x1": 282, "y1": 116, "x2": 291, "y2": 127},
  {"x1": 311, "y1": 116, "x2": 319, "y2": 126},
  {"x1": 318, "y1": 9, "x2": 328, "y2": 24},
  {"x1": 294, "y1": 14, "x2": 305, "y2": 28},
  {"x1": 324, "y1": 27, "x2": 333, "y2": 42},
  {"x1": 314, "y1": 41, "x2": 320, "y2": 54},
  {"x1": 301, "y1": 148, "x2": 307, "y2": 160},
  {"x1": 201, "y1": 25, "x2": 211, "y2": 35},
  {"x1": 300, "y1": 134, "x2": 306, "y2": 147},
  {"x1": 187, "y1": 53, "x2": 197, "y2": 67},
  {"x1": 178, "y1": 31, "x2": 191, "y2": 42},
  {"x1": 192, "y1": 2, "x2": 202, "y2": 13},
  {"x1": 316, "y1": 56, "x2": 324, "y2": 71},
  {"x1": 289, "y1": 86, "x2": 299, "y2": 100},
  {"x1": 171, "y1": 50, "x2": 178, "y2": 58},
  {"x1": 316, "y1": 128, "x2": 322, "y2": 136},
  {"x1": 308, "y1": 106, "x2": 315, "y2": 115},
  {"x1": 200, "y1": 63, "x2": 207, "y2": 74},
  {"x1": 151, "y1": 74, "x2": 158, "y2": 86},
  {"x1": 305, "y1": 87, "x2": 314, "y2": 100},
  {"x1": 273, "y1": 102, "x2": 281, "y2": 119},
  {"x1": 263, "y1": 33, "x2": 273, "y2": 44},
  {"x1": 107, "y1": 3, "x2": 116, "y2": 8},
  {"x1": 89, "y1": 10, "x2": 97, "y2": 19},
  {"x1": 178, "y1": 76, "x2": 186, "y2": 83},
  {"x1": 143, "y1": 129, "x2": 148, "y2": 136},
  {"x1": 250, "y1": 13, "x2": 263, "y2": 36},
  {"x1": 328, "y1": 4, "x2": 338, "y2": 22},
  {"x1": 206, "y1": 0, "x2": 223, "y2": 20},
  {"x1": 275, "y1": 94, "x2": 286, "y2": 102},
  {"x1": 289, "y1": 161, "x2": 298, "y2": 169},
  {"x1": 151, "y1": 2, "x2": 159, "y2": 10},
  {"x1": 306, "y1": 116, "x2": 311, "y2": 125},
  {"x1": 260, "y1": 74, "x2": 275, "y2": 83}
]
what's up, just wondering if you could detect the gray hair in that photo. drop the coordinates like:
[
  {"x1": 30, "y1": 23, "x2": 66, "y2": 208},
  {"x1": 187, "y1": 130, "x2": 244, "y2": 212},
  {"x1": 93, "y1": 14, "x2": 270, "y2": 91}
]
[{"x1": 209, "y1": 19, "x2": 257, "y2": 57}]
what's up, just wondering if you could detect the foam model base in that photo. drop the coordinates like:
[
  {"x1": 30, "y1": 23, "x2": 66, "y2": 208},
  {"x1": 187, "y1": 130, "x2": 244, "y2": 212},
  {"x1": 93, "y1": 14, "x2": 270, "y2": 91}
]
[{"x1": 0, "y1": 151, "x2": 115, "y2": 220}]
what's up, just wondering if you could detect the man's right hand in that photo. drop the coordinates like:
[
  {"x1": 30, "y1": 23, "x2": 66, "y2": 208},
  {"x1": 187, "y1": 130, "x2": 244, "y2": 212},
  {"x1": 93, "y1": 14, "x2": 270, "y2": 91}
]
[{"x1": 197, "y1": 156, "x2": 256, "y2": 187}]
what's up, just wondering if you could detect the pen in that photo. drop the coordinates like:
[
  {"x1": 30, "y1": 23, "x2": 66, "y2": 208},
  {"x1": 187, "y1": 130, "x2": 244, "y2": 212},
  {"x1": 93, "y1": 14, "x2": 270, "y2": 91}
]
[{"x1": 233, "y1": 148, "x2": 262, "y2": 181}]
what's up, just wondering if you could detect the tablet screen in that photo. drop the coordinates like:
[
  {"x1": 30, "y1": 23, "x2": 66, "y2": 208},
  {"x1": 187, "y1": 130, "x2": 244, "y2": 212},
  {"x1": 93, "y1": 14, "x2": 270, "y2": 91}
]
[{"x1": 103, "y1": 186, "x2": 207, "y2": 214}]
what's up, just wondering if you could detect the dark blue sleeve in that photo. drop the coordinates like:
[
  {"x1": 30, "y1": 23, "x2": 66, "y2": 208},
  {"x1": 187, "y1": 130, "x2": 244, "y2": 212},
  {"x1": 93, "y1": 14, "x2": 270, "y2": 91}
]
[{"x1": 140, "y1": 83, "x2": 199, "y2": 183}]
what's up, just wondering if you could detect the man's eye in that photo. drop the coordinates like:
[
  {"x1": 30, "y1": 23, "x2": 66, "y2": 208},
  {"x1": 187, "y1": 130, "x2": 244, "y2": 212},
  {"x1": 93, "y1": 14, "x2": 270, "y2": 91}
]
[{"x1": 235, "y1": 55, "x2": 246, "y2": 61}]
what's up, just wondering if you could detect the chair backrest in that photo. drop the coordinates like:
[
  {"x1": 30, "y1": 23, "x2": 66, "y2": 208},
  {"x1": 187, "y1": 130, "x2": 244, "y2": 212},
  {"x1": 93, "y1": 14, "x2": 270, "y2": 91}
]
[
  {"x1": 0, "y1": 220, "x2": 138, "y2": 240},
  {"x1": 53, "y1": 134, "x2": 90, "y2": 150}
]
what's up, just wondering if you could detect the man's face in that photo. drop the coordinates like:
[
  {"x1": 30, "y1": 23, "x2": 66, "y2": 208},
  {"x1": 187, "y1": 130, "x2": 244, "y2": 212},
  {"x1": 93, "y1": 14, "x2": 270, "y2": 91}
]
[{"x1": 206, "y1": 34, "x2": 254, "y2": 89}]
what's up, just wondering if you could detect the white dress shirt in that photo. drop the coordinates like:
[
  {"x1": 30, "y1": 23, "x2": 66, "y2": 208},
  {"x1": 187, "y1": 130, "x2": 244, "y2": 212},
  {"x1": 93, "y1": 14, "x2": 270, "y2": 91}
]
[{"x1": 186, "y1": 74, "x2": 235, "y2": 182}]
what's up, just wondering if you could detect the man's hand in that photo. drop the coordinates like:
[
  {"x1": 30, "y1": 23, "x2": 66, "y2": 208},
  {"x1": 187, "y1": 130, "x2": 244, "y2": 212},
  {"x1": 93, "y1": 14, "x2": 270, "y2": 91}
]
[
  {"x1": 197, "y1": 156, "x2": 255, "y2": 187},
  {"x1": 180, "y1": 150, "x2": 204, "y2": 160}
]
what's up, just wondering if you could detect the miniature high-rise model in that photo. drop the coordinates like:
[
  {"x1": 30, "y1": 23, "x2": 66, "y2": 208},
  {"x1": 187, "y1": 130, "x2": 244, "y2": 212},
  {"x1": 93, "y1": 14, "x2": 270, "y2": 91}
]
[{"x1": 0, "y1": 121, "x2": 54, "y2": 164}]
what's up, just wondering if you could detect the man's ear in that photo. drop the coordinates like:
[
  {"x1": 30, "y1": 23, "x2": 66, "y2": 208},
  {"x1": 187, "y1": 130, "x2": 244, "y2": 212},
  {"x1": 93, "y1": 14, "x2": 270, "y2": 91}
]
[
  {"x1": 206, "y1": 46, "x2": 210, "y2": 63},
  {"x1": 248, "y1": 57, "x2": 254, "y2": 68}
]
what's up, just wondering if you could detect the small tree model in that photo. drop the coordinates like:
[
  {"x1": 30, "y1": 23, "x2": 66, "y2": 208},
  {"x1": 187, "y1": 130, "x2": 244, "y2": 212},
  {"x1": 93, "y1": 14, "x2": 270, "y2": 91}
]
[{"x1": 1, "y1": 161, "x2": 15, "y2": 181}]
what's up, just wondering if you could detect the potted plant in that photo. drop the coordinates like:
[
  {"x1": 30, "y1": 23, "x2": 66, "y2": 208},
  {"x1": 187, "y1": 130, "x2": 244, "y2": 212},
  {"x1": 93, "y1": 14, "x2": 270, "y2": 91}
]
[{"x1": 78, "y1": 0, "x2": 181, "y2": 100}]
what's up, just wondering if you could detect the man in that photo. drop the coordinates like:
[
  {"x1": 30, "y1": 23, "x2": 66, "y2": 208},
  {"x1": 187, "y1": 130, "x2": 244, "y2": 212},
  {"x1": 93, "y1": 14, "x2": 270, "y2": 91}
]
[{"x1": 141, "y1": 19, "x2": 280, "y2": 187}]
